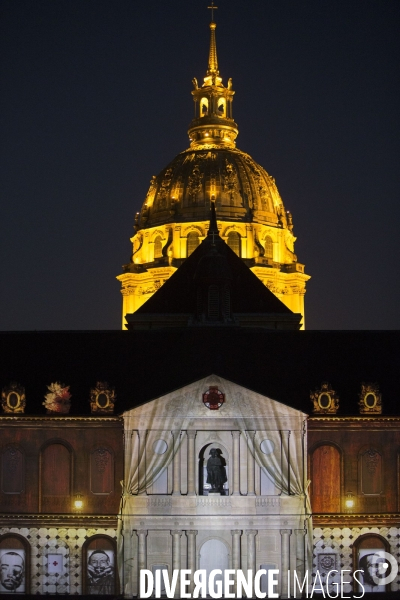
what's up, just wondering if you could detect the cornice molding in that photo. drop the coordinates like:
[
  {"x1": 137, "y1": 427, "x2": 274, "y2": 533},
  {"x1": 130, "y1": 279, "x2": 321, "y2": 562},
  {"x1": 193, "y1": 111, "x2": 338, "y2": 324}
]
[
  {"x1": 309, "y1": 416, "x2": 400, "y2": 430},
  {"x1": 0, "y1": 416, "x2": 123, "y2": 428},
  {"x1": 313, "y1": 513, "x2": 400, "y2": 527},
  {"x1": 0, "y1": 513, "x2": 118, "y2": 528}
]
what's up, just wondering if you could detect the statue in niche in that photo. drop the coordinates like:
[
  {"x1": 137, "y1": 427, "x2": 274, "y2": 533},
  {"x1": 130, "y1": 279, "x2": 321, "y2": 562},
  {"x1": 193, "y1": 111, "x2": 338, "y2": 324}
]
[{"x1": 206, "y1": 448, "x2": 227, "y2": 493}]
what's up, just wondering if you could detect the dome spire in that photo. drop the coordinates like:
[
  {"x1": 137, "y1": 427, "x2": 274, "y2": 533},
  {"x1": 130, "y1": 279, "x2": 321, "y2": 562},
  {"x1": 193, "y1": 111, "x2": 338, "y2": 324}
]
[
  {"x1": 187, "y1": 5, "x2": 238, "y2": 148},
  {"x1": 207, "y1": 3, "x2": 219, "y2": 77}
]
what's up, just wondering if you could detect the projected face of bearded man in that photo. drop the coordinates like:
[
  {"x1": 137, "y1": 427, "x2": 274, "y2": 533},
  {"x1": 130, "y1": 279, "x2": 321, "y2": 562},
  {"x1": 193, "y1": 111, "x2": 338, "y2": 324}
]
[{"x1": 0, "y1": 552, "x2": 25, "y2": 591}]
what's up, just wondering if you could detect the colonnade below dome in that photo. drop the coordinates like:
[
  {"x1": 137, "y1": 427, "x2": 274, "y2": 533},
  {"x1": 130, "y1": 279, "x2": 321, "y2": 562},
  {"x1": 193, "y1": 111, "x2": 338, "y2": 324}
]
[{"x1": 117, "y1": 219, "x2": 309, "y2": 329}]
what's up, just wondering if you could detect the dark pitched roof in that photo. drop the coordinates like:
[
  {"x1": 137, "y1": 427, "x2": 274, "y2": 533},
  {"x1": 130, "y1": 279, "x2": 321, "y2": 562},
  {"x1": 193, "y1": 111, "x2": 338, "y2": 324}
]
[{"x1": 128, "y1": 225, "x2": 299, "y2": 328}]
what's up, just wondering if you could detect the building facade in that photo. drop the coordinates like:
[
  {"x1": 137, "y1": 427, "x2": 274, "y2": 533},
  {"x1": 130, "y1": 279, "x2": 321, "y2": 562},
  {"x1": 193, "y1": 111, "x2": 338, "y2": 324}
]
[{"x1": 0, "y1": 10, "x2": 399, "y2": 600}]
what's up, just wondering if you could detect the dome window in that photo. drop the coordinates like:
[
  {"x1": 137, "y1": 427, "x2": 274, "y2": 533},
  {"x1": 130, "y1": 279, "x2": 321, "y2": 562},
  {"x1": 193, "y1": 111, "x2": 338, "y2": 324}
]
[
  {"x1": 264, "y1": 236, "x2": 273, "y2": 260},
  {"x1": 187, "y1": 231, "x2": 200, "y2": 257},
  {"x1": 208, "y1": 285, "x2": 219, "y2": 319},
  {"x1": 201, "y1": 97, "x2": 209, "y2": 117},
  {"x1": 217, "y1": 98, "x2": 226, "y2": 117},
  {"x1": 154, "y1": 236, "x2": 163, "y2": 259},
  {"x1": 227, "y1": 231, "x2": 241, "y2": 257}
]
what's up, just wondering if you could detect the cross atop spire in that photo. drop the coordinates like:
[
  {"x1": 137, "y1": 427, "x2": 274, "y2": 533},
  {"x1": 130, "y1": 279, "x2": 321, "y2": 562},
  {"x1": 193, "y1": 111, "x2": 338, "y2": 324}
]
[{"x1": 207, "y1": 1, "x2": 218, "y2": 22}]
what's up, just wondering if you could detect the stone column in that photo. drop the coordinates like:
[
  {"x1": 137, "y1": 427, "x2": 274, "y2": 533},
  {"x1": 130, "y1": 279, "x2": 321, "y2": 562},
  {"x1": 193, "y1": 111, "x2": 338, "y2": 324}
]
[
  {"x1": 245, "y1": 529, "x2": 257, "y2": 575},
  {"x1": 172, "y1": 430, "x2": 181, "y2": 495},
  {"x1": 231, "y1": 529, "x2": 242, "y2": 571},
  {"x1": 280, "y1": 529, "x2": 292, "y2": 598},
  {"x1": 295, "y1": 528, "x2": 306, "y2": 582},
  {"x1": 138, "y1": 429, "x2": 147, "y2": 495},
  {"x1": 186, "y1": 530, "x2": 198, "y2": 594},
  {"x1": 171, "y1": 530, "x2": 182, "y2": 598},
  {"x1": 246, "y1": 431, "x2": 256, "y2": 496},
  {"x1": 232, "y1": 431, "x2": 241, "y2": 495},
  {"x1": 136, "y1": 529, "x2": 148, "y2": 572},
  {"x1": 187, "y1": 430, "x2": 196, "y2": 496}
]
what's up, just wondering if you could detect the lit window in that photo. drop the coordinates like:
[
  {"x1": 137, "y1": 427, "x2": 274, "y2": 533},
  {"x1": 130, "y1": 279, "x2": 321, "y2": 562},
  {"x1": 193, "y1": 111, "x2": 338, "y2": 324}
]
[
  {"x1": 154, "y1": 236, "x2": 162, "y2": 259},
  {"x1": 200, "y1": 97, "x2": 209, "y2": 117},
  {"x1": 187, "y1": 231, "x2": 200, "y2": 256},
  {"x1": 217, "y1": 98, "x2": 226, "y2": 116},
  {"x1": 264, "y1": 236, "x2": 273, "y2": 259},
  {"x1": 227, "y1": 231, "x2": 241, "y2": 256}
]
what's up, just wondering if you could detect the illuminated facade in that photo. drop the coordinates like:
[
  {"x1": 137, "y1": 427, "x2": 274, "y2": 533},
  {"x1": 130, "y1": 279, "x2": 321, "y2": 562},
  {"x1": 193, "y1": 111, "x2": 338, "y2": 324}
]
[
  {"x1": 1, "y1": 10, "x2": 400, "y2": 600},
  {"x1": 117, "y1": 18, "x2": 310, "y2": 329}
]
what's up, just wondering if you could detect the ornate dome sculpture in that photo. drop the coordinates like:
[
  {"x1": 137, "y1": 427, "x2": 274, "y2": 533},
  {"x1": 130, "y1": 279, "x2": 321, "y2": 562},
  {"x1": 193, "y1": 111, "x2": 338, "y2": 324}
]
[{"x1": 118, "y1": 14, "x2": 310, "y2": 328}]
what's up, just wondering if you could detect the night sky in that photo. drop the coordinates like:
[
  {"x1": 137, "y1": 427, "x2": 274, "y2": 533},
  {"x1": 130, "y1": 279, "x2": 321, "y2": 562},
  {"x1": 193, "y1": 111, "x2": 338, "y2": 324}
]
[{"x1": 1, "y1": 0, "x2": 399, "y2": 331}]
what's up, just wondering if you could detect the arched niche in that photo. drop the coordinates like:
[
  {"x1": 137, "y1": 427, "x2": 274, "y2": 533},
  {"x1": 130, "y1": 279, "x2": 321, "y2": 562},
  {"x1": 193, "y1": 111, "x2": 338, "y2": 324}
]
[
  {"x1": 352, "y1": 533, "x2": 390, "y2": 594},
  {"x1": 310, "y1": 443, "x2": 342, "y2": 513},
  {"x1": 198, "y1": 443, "x2": 229, "y2": 496},
  {"x1": 39, "y1": 440, "x2": 73, "y2": 513},
  {"x1": 0, "y1": 533, "x2": 30, "y2": 594},
  {"x1": 82, "y1": 535, "x2": 118, "y2": 595}
]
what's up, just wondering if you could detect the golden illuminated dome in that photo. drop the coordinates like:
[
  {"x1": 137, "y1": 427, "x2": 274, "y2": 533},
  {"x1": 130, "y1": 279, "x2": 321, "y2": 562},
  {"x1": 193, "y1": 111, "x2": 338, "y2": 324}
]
[
  {"x1": 138, "y1": 19, "x2": 288, "y2": 231},
  {"x1": 138, "y1": 146, "x2": 288, "y2": 230},
  {"x1": 118, "y1": 14, "x2": 310, "y2": 329}
]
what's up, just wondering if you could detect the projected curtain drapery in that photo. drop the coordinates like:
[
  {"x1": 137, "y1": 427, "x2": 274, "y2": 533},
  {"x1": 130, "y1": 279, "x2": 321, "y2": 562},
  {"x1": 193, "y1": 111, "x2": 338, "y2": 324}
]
[{"x1": 117, "y1": 376, "x2": 312, "y2": 594}]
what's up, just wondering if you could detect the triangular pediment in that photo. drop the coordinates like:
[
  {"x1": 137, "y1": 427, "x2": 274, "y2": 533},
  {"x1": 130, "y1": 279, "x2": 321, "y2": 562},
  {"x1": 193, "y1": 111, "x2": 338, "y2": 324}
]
[{"x1": 122, "y1": 374, "x2": 307, "y2": 430}]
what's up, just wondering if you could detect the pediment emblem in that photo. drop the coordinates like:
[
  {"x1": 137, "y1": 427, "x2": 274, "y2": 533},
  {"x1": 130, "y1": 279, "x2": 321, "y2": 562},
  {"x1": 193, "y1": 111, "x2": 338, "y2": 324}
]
[{"x1": 203, "y1": 386, "x2": 225, "y2": 410}]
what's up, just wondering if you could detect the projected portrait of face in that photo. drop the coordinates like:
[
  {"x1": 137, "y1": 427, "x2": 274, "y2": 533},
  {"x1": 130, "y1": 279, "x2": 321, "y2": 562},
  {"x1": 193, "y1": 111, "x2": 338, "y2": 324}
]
[
  {"x1": 0, "y1": 551, "x2": 25, "y2": 592},
  {"x1": 359, "y1": 551, "x2": 387, "y2": 591},
  {"x1": 87, "y1": 550, "x2": 114, "y2": 594}
]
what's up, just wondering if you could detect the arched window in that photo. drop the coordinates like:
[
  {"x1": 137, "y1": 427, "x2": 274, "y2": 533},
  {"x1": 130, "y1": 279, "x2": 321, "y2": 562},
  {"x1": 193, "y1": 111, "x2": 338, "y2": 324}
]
[
  {"x1": 227, "y1": 231, "x2": 241, "y2": 256},
  {"x1": 208, "y1": 285, "x2": 219, "y2": 319},
  {"x1": 83, "y1": 535, "x2": 117, "y2": 595},
  {"x1": 187, "y1": 231, "x2": 200, "y2": 257},
  {"x1": 217, "y1": 97, "x2": 226, "y2": 117},
  {"x1": 154, "y1": 235, "x2": 162, "y2": 259},
  {"x1": 40, "y1": 442, "x2": 71, "y2": 513},
  {"x1": 1, "y1": 445, "x2": 24, "y2": 494},
  {"x1": 310, "y1": 444, "x2": 341, "y2": 513},
  {"x1": 0, "y1": 534, "x2": 30, "y2": 594},
  {"x1": 200, "y1": 97, "x2": 209, "y2": 117},
  {"x1": 264, "y1": 236, "x2": 273, "y2": 259}
]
